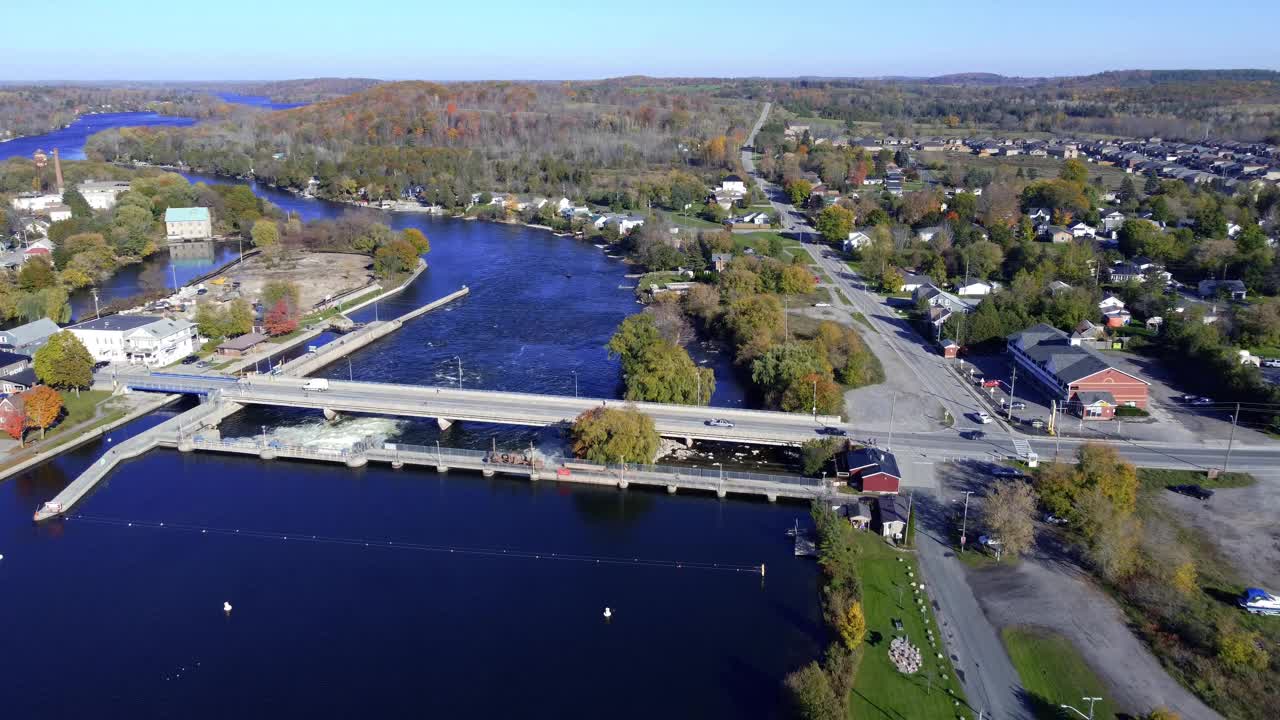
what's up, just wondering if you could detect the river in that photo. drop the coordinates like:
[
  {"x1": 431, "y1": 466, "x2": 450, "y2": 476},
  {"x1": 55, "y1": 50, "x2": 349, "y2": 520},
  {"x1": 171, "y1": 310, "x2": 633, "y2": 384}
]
[
  {"x1": 0, "y1": 112, "x2": 196, "y2": 162},
  {"x1": 2, "y1": 170, "x2": 824, "y2": 715}
]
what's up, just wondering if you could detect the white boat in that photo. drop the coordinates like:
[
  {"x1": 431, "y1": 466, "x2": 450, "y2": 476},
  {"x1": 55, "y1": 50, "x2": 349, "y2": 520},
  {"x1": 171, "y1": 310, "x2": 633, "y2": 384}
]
[{"x1": 1240, "y1": 588, "x2": 1280, "y2": 615}]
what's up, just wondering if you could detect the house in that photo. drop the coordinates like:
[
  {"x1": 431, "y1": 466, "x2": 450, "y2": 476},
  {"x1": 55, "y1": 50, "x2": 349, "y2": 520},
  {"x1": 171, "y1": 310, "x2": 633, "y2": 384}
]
[
  {"x1": 1103, "y1": 308, "x2": 1132, "y2": 328},
  {"x1": 164, "y1": 207, "x2": 213, "y2": 241},
  {"x1": 1047, "y1": 280, "x2": 1072, "y2": 296},
  {"x1": 710, "y1": 253, "x2": 733, "y2": 272},
  {"x1": 916, "y1": 225, "x2": 946, "y2": 243},
  {"x1": 1027, "y1": 207, "x2": 1051, "y2": 223},
  {"x1": 47, "y1": 204, "x2": 73, "y2": 223},
  {"x1": 0, "y1": 350, "x2": 31, "y2": 378},
  {"x1": 956, "y1": 281, "x2": 996, "y2": 296},
  {"x1": 68, "y1": 315, "x2": 199, "y2": 367},
  {"x1": 846, "y1": 500, "x2": 873, "y2": 530},
  {"x1": 0, "y1": 394, "x2": 25, "y2": 430},
  {"x1": 0, "y1": 317, "x2": 60, "y2": 355},
  {"x1": 1071, "y1": 320, "x2": 1107, "y2": 346},
  {"x1": 22, "y1": 218, "x2": 51, "y2": 239},
  {"x1": 877, "y1": 494, "x2": 911, "y2": 540},
  {"x1": 1098, "y1": 295, "x2": 1126, "y2": 313},
  {"x1": 898, "y1": 271, "x2": 932, "y2": 293},
  {"x1": 1041, "y1": 226, "x2": 1073, "y2": 244},
  {"x1": 844, "y1": 230, "x2": 871, "y2": 252},
  {"x1": 1101, "y1": 210, "x2": 1127, "y2": 232},
  {"x1": 1069, "y1": 222, "x2": 1096, "y2": 238},
  {"x1": 719, "y1": 174, "x2": 747, "y2": 195},
  {"x1": 0, "y1": 367, "x2": 37, "y2": 394},
  {"x1": 604, "y1": 215, "x2": 645, "y2": 235},
  {"x1": 1048, "y1": 144, "x2": 1080, "y2": 159},
  {"x1": 1074, "y1": 391, "x2": 1119, "y2": 420},
  {"x1": 77, "y1": 180, "x2": 132, "y2": 210},
  {"x1": 941, "y1": 339, "x2": 960, "y2": 358},
  {"x1": 23, "y1": 239, "x2": 54, "y2": 258},
  {"x1": 1007, "y1": 323, "x2": 1150, "y2": 417},
  {"x1": 215, "y1": 332, "x2": 269, "y2": 357},
  {"x1": 1108, "y1": 262, "x2": 1145, "y2": 283},
  {"x1": 834, "y1": 447, "x2": 902, "y2": 493},
  {"x1": 1198, "y1": 279, "x2": 1247, "y2": 301}
]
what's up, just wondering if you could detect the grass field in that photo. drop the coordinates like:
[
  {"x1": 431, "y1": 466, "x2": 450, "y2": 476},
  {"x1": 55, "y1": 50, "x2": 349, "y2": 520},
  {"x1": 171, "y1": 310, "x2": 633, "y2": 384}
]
[
  {"x1": 919, "y1": 151, "x2": 1132, "y2": 190},
  {"x1": 1137, "y1": 467, "x2": 1256, "y2": 490},
  {"x1": 1002, "y1": 627, "x2": 1117, "y2": 720},
  {"x1": 669, "y1": 213, "x2": 722, "y2": 229},
  {"x1": 734, "y1": 231, "x2": 801, "y2": 260},
  {"x1": 847, "y1": 532, "x2": 971, "y2": 720}
]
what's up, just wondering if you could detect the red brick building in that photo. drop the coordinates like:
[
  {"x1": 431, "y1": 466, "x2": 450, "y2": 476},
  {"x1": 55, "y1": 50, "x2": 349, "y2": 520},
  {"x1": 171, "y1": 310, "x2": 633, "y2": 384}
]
[{"x1": 1007, "y1": 324, "x2": 1149, "y2": 420}]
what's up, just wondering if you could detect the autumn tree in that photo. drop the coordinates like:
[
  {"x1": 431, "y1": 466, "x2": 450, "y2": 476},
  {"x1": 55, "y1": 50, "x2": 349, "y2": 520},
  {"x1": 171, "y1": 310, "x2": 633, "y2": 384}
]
[
  {"x1": 374, "y1": 238, "x2": 419, "y2": 278},
  {"x1": 401, "y1": 228, "x2": 431, "y2": 254},
  {"x1": 815, "y1": 205, "x2": 854, "y2": 243},
  {"x1": 264, "y1": 300, "x2": 298, "y2": 336},
  {"x1": 983, "y1": 480, "x2": 1037, "y2": 558},
  {"x1": 2, "y1": 405, "x2": 26, "y2": 446},
  {"x1": 251, "y1": 218, "x2": 279, "y2": 249},
  {"x1": 1076, "y1": 443, "x2": 1139, "y2": 514},
  {"x1": 569, "y1": 406, "x2": 660, "y2": 464},
  {"x1": 22, "y1": 385, "x2": 63, "y2": 439},
  {"x1": 1218, "y1": 627, "x2": 1270, "y2": 672},
  {"x1": 33, "y1": 331, "x2": 94, "y2": 392},
  {"x1": 836, "y1": 600, "x2": 867, "y2": 650}
]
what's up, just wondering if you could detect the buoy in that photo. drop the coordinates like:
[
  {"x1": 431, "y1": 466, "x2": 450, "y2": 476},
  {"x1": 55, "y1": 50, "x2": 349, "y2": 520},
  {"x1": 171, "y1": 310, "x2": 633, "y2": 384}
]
[
  {"x1": 223, "y1": 601, "x2": 233, "y2": 613},
  {"x1": 603, "y1": 607, "x2": 612, "y2": 619}
]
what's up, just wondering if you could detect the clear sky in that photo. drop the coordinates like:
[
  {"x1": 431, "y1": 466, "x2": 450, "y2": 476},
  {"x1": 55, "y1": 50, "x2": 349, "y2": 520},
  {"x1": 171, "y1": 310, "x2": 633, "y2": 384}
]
[{"x1": 3, "y1": 0, "x2": 1277, "y2": 81}]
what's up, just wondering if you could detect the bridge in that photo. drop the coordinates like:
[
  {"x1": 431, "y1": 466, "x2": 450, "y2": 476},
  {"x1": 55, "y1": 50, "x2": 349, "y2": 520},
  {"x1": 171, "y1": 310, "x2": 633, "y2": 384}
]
[{"x1": 108, "y1": 372, "x2": 843, "y2": 446}]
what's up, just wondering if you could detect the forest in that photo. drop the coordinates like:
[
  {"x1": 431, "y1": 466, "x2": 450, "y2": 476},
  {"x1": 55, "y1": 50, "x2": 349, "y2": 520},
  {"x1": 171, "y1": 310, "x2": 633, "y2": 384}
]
[
  {"x1": 0, "y1": 85, "x2": 233, "y2": 138},
  {"x1": 82, "y1": 80, "x2": 760, "y2": 206}
]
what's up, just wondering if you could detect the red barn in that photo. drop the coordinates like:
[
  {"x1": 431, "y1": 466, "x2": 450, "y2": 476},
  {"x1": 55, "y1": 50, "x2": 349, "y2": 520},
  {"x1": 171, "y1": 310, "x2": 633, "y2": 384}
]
[
  {"x1": 834, "y1": 448, "x2": 901, "y2": 494},
  {"x1": 1008, "y1": 324, "x2": 1149, "y2": 420}
]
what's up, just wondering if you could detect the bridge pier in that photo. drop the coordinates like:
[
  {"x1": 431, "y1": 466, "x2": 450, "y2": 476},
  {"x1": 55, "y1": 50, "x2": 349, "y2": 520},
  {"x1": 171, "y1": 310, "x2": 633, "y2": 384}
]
[
  {"x1": 527, "y1": 472, "x2": 537, "y2": 481},
  {"x1": 178, "y1": 440, "x2": 194, "y2": 452},
  {"x1": 435, "y1": 465, "x2": 449, "y2": 473},
  {"x1": 683, "y1": 437, "x2": 693, "y2": 447},
  {"x1": 618, "y1": 480, "x2": 629, "y2": 490},
  {"x1": 667, "y1": 485, "x2": 677, "y2": 494},
  {"x1": 482, "y1": 468, "x2": 495, "y2": 477},
  {"x1": 346, "y1": 456, "x2": 367, "y2": 468},
  {"x1": 716, "y1": 488, "x2": 727, "y2": 499},
  {"x1": 323, "y1": 407, "x2": 340, "y2": 421},
  {"x1": 391, "y1": 460, "x2": 404, "y2": 469},
  {"x1": 436, "y1": 417, "x2": 454, "y2": 431},
  {"x1": 766, "y1": 493, "x2": 778, "y2": 503},
  {"x1": 259, "y1": 449, "x2": 277, "y2": 460}
]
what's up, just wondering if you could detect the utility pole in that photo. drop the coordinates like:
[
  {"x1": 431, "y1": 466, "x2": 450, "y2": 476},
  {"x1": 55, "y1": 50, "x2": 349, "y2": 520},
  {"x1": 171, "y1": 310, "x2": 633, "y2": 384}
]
[
  {"x1": 960, "y1": 490, "x2": 974, "y2": 551},
  {"x1": 91, "y1": 288, "x2": 101, "y2": 319},
  {"x1": 887, "y1": 391, "x2": 897, "y2": 451},
  {"x1": 1225, "y1": 402, "x2": 1240, "y2": 473},
  {"x1": 1052, "y1": 399, "x2": 1061, "y2": 459},
  {"x1": 1006, "y1": 366, "x2": 1019, "y2": 421},
  {"x1": 812, "y1": 378, "x2": 817, "y2": 421}
]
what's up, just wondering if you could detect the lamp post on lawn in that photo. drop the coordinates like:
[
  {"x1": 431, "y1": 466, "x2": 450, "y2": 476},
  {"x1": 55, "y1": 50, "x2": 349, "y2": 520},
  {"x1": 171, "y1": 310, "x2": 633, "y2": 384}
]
[
  {"x1": 959, "y1": 491, "x2": 974, "y2": 552},
  {"x1": 1060, "y1": 697, "x2": 1103, "y2": 720}
]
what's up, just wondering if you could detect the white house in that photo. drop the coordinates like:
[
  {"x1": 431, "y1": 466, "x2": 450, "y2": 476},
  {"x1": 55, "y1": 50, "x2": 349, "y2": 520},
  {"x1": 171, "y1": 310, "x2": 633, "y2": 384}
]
[
  {"x1": 1069, "y1": 222, "x2": 1097, "y2": 238},
  {"x1": 68, "y1": 315, "x2": 199, "y2": 367},
  {"x1": 48, "y1": 204, "x2": 73, "y2": 223},
  {"x1": 719, "y1": 174, "x2": 747, "y2": 195},
  {"x1": 844, "y1": 230, "x2": 872, "y2": 251},
  {"x1": 1098, "y1": 294, "x2": 1126, "y2": 313},
  {"x1": 164, "y1": 207, "x2": 212, "y2": 241},
  {"x1": 956, "y1": 281, "x2": 997, "y2": 296},
  {"x1": 1101, "y1": 210, "x2": 1126, "y2": 232},
  {"x1": 77, "y1": 180, "x2": 132, "y2": 210}
]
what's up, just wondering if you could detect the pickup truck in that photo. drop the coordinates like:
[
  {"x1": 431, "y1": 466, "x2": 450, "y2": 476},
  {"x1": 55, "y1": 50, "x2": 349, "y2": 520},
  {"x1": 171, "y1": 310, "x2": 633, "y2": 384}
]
[{"x1": 303, "y1": 379, "x2": 330, "y2": 391}]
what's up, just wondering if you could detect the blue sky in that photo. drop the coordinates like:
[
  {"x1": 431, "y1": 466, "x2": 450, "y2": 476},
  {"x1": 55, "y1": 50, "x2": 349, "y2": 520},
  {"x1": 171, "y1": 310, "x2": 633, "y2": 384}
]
[{"x1": 3, "y1": 0, "x2": 1277, "y2": 81}]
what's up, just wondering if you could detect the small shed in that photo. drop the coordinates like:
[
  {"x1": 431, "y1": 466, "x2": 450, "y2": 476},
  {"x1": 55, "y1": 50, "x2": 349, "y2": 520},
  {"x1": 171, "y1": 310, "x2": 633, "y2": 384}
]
[
  {"x1": 216, "y1": 332, "x2": 269, "y2": 357},
  {"x1": 941, "y1": 339, "x2": 959, "y2": 359}
]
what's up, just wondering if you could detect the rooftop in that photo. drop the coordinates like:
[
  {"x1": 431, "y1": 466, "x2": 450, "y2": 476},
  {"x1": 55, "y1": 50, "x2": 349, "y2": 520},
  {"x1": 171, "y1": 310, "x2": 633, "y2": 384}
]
[
  {"x1": 164, "y1": 207, "x2": 211, "y2": 223},
  {"x1": 1009, "y1": 323, "x2": 1147, "y2": 386},
  {"x1": 70, "y1": 315, "x2": 170, "y2": 332}
]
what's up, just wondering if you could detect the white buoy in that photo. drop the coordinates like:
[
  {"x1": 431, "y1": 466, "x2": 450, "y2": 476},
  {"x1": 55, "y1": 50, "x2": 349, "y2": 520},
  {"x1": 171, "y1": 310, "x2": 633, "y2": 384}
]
[
  {"x1": 223, "y1": 601, "x2": 233, "y2": 613},
  {"x1": 603, "y1": 607, "x2": 612, "y2": 619}
]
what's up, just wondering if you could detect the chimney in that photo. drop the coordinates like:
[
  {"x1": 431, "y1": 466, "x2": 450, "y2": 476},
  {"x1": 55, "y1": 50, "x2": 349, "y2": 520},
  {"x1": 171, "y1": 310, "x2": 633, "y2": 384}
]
[{"x1": 53, "y1": 149, "x2": 64, "y2": 194}]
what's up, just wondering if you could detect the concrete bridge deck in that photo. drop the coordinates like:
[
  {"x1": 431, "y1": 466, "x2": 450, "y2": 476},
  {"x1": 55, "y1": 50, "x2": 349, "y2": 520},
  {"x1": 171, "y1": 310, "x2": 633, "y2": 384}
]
[{"x1": 111, "y1": 373, "x2": 842, "y2": 445}]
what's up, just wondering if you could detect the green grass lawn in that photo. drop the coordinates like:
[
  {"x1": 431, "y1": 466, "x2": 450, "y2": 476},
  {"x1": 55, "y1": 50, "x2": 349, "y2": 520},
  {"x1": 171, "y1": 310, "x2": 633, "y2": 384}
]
[
  {"x1": 1137, "y1": 467, "x2": 1255, "y2": 491},
  {"x1": 850, "y1": 312, "x2": 872, "y2": 328},
  {"x1": 669, "y1": 213, "x2": 722, "y2": 229},
  {"x1": 847, "y1": 532, "x2": 971, "y2": 720},
  {"x1": 1002, "y1": 627, "x2": 1117, "y2": 720},
  {"x1": 733, "y1": 231, "x2": 795, "y2": 259}
]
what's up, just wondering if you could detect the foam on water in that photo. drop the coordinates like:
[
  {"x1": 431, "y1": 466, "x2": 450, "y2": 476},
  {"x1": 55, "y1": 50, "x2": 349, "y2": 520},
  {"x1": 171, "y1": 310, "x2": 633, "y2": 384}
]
[{"x1": 228, "y1": 416, "x2": 406, "y2": 450}]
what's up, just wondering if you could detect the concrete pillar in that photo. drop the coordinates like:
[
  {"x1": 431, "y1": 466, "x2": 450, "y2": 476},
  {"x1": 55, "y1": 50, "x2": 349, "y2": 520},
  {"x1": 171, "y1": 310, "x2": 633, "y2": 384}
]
[
  {"x1": 391, "y1": 460, "x2": 404, "y2": 469},
  {"x1": 346, "y1": 456, "x2": 367, "y2": 468},
  {"x1": 527, "y1": 472, "x2": 537, "y2": 482},
  {"x1": 618, "y1": 480, "x2": 629, "y2": 490},
  {"x1": 683, "y1": 437, "x2": 694, "y2": 447},
  {"x1": 716, "y1": 488, "x2": 727, "y2": 499},
  {"x1": 436, "y1": 417, "x2": 454, "y2": 431},
  {"x1": 766, "y1": 493, "x2": 778, "y2": 503},
  {"x1": 435, "y1": 465, "x2": 449, "y2": 473},
  {"x1": 259, "y1": 449, "x2": 277, "y2": 460},
  {"x1": 323, "y1": 407, "x2": 339, "y2": 421},
  {"x1": 178, "y1": 441, "x2": 194, "y2": 453},
  {"x1": 666, "y1": 485, "x2": 677, "y2": 494},
  {"x1": 482, "y1": 468, "x2": 495, "y2": 477}
]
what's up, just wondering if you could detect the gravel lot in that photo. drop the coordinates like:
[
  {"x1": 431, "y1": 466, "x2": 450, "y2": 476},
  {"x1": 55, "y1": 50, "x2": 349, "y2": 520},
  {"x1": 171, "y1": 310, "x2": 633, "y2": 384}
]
[{"x1": 216, "y1": 252, "x2": 375, "y2": 311}]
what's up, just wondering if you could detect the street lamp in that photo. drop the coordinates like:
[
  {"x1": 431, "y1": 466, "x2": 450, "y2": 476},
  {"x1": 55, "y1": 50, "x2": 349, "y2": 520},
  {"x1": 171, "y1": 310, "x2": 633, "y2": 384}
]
[
  {"x1": 812, "y1": 379, "x2": 818, "y2": 420},
  {"x1": 1060, "y1": 697, "x2": 1103, "y2": 720},
  {"x1": 959, "y1": 491, "x2": 974, "y2": 551}
]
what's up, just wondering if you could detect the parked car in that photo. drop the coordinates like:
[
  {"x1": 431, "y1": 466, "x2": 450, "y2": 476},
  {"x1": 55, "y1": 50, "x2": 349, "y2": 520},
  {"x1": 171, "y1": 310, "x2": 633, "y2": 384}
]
[
  {"x1": 1264, "y1": 358, "x2": 1280, "y2": 368},
  {"x1": 1001, "y1": 399, "x2": 1027, "y2": 410},
  {"x1": 1030, "y1": 418, "x2": 1046, "y2": 429},
  {"x1": 816, "y1": 426, "x2": 848, "y2": 436},
  {"x1": 92, "y1": 361, "x2": 111, "y2": 371},
  {"x1": 705, "y1": 418, "x2": 735, "y2": 428},
  {"x1": 813, "y1": 302, "x2": 831, "y2": 308},
  {"x1": 181, "y1": 355, "x2": 200, "y2": 365},
  {"x1": 974, "y1": 411, "x2": 993, "y2": 424},
  {"x1": 1192, "y1": 397, "x2": 1214, "y2": 406},
  {"x1": 1043, "y1": 513, "x2": 1068, "y2": 525},
  {"x1": 1169, "y1": 484, "x2": 1214, "y2": 501},
  {"x1": 990, "y1": 465, "x2": 1023, "y2": 478},
  {"x1": 981, "y1": 379, "x2": 1001, "y2": 388}
]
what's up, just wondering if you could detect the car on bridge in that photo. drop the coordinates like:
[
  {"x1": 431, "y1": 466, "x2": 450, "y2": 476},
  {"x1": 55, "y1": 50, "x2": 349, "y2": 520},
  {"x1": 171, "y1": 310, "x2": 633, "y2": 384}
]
[
  {"x1": 705, "y1": 418, "x2": 735, "y2": 428},
  {"x1": 816, "y1": 426, "x2": 847, "y2": 436}
]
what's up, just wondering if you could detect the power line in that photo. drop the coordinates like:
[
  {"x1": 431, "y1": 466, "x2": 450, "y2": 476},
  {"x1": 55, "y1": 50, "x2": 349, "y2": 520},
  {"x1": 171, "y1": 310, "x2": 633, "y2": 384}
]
[{"x1": 66, "y1": 514, "x2": 766, "y2": 575}]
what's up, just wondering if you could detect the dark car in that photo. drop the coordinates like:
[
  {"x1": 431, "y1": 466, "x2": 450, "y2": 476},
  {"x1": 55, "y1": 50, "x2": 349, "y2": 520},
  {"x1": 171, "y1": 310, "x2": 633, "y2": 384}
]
[
  {"x1": 1169, "y1": 484, "x2": 1214, "y2": 501},
  {"x1": 92, "y1": 361, "x2": 110, "y2": 371},
  {"x1": 817, "y1": 426, "x2": 848, "y2": 436},
  {"x1": 963, "y1": 430, "x2": 987, "y2": 440},
  {"x1": 181, "y1": 355, "x2": 200, "y2": 365}
]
